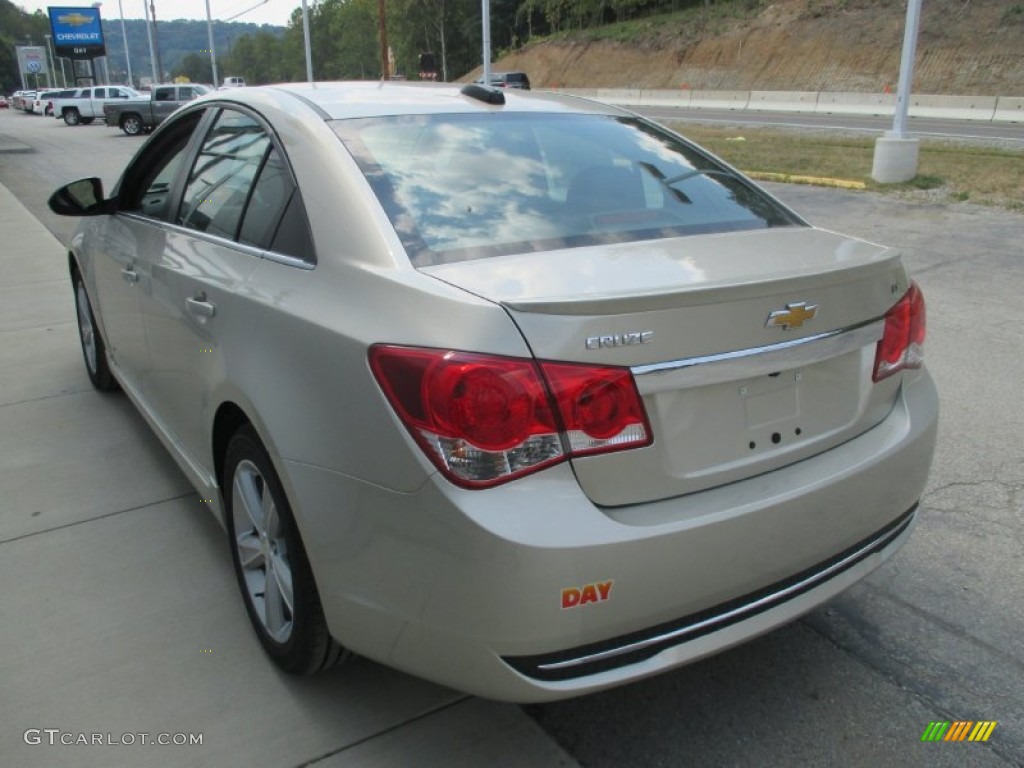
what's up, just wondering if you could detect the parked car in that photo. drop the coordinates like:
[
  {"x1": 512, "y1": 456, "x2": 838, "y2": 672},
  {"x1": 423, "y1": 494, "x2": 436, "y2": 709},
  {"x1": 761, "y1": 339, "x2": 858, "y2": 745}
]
[
  {"x1": 474, "y1": 71, "x2": 531, "y2": 89},
  {"x1": 48, "y1": 82, "x2": 937, "y2": 703},
  {"x1": 220, "y1": 76, "x2": 247, "y2": 89},
  {"x1": 51, "y1": 85, "x2": 141, "y2": 125},
  {"x1": 33, "y1": 89, "x2": 69, "y2": 116},
  {"x1": 103, "y1": 83, "x2": 211, "y2": 135},
  {"x1": 17, "y1": 91, "x2": 37, "y2": 112},
  {"x1": 0, "y1": 95, "x2": 8, "y2": 108}
]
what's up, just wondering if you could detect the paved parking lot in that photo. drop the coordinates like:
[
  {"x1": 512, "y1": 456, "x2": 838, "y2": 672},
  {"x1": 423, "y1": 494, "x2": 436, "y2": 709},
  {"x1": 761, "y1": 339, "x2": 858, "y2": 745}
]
[{"x1": 1, "y1": 110, "x2": 1021, "y2": 767}]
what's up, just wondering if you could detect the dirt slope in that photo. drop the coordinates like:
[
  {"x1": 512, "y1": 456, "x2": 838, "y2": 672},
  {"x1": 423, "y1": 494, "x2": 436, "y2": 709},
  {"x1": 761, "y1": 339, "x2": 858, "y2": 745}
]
[{"x1": 490, "y1": 0, "x2": 1024, "y2": 94}]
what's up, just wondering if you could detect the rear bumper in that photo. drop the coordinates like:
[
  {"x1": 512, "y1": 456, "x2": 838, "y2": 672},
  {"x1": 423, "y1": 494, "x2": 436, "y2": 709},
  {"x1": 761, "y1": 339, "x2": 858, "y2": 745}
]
[
  {"x1": 286, "y1": 369, "x2": 938, "y2": 702},
  {"x1": 504, "y1": 504, "x2": 916, "y2": 681}
]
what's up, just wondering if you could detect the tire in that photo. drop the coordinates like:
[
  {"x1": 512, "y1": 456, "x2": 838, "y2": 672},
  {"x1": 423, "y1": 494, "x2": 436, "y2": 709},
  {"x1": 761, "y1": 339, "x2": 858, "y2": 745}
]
[
  {"x1": 64, "y1": 108, "x2": 80, "y2": 126},
  {"x1": 72, "y1": 270, "x2": 117, "y2": 391},
  {"x1": 80, "y1": 117, "x2": 95, "y2": 125},
  {"x1": 223, "y1": 425, "x2": 347, "y2": 675},
  {"x1": 120, "y1": 114, "x2": 143, "y2": 136}
]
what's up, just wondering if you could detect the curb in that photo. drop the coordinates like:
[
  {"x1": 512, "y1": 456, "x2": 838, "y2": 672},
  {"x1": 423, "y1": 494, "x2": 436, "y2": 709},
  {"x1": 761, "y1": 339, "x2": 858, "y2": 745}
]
[
  {"x1": 745, "y1": 170, "x2": 866, "y2": 190},
  {"x1": 0, "y1": 133, "x2": 33, "y2": 154}
]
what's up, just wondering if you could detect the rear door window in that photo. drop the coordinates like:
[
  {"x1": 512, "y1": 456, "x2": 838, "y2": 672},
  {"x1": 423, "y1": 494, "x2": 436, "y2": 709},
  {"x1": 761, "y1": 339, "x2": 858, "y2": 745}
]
[{"x1": 177, "y1": 111, "x2": 271, "y2": 240}]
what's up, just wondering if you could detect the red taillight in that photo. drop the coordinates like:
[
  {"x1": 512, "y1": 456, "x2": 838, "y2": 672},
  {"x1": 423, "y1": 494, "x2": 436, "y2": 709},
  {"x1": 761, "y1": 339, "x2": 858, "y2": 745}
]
[
  {"x1": 369, "y1": 346, "x2": 651, "y2": 488},
  {"x1": 873, "y1": 282, "x2": 926, "y2": 382},
  {"x1": 541, "y1": 363, "x2": 651, "y2": 454}
]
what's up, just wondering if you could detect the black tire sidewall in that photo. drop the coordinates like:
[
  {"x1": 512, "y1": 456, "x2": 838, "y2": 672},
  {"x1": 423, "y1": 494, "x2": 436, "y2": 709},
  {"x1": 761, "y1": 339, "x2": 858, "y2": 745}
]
[{"x1": 122, "y1": 116, "x2": 141, "y2": 135}]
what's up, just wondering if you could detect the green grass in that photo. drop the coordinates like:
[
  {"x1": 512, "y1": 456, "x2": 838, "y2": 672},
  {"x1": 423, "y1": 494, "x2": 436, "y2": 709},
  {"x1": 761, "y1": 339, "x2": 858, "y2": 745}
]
[{"x1": 666, "y1": 123, "x2": 1024, "y2": 209}]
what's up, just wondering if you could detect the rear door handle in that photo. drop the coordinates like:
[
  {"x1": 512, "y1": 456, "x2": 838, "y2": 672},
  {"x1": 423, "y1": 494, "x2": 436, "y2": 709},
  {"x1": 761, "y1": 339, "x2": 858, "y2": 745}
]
[
  {"x1": 186, "y1": 296, "x2": 216, "y2": 319},
  {"x1": 121, "y1": 267, "x2": 139, "y2": 284}
]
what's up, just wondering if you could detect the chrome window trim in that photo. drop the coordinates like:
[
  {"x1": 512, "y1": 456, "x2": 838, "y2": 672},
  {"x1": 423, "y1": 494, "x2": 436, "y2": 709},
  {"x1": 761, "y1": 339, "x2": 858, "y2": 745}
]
[
  {"x1": 535, "y1": 507, "x2": 913, "y2": 673},
  {"x1": 632, "y1": 319, "x2": 883, "y2": 393},
  {"x1": 118, "y1": 212, "x2": 316, "y2": 270}
]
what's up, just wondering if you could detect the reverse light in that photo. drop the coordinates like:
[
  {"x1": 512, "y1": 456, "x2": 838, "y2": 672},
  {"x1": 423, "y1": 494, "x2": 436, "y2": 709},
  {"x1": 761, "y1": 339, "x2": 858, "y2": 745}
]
[
  {"x1": 873, "y1": 282, "x2": 926, "y2": 382},
  {"x1": 369, "y1": 346, "x2": 652, "y2": 488}
]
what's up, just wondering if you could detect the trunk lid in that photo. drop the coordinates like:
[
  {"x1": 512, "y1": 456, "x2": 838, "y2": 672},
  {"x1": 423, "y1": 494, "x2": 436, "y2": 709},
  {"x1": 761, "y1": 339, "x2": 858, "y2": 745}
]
[{"x1": 422, "y1": 227, "x2": 909, "y2": 506}]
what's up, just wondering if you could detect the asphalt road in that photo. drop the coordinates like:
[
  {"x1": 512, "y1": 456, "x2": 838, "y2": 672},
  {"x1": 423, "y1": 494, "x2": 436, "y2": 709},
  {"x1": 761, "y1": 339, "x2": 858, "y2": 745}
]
[
  {"x1": 629, "y1": 106, "x2": 1024, "y2": 145},
  {"x1": 2, "y1": 108, "x2": 1022, "y2": 767}
]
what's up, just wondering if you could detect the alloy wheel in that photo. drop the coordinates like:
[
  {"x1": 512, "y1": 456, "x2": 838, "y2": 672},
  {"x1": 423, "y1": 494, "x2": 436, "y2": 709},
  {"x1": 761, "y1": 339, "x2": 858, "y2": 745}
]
[{"x1": 231, "y1": 459, "x2": 294, "y2": 644}]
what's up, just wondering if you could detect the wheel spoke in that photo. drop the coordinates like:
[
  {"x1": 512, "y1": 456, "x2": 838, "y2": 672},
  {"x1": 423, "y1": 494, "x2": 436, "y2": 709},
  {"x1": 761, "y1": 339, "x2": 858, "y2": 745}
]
[
  {"x1": 76, "y1": 285, "x2": 97, "y2": 372},
  {"x1": 236, "y1": 531, "x2": 264, "y2": 569},
  {"x1": 233, "y1": 466, "x2": 264, "y2": 534},
  {"x1": 269, "y1": 550, "x2": 293, "y2": 615},
  {"x1": 264, "y1": 559, "x2": 285, "y2": 635},
  {"x1": 263, "y1": 493, "x2": 279, "y2": 538}
]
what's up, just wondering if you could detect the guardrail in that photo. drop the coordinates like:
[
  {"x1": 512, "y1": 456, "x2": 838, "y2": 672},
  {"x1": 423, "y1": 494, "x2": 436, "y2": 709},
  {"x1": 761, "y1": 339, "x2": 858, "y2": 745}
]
[{"x1": 556, "y1": 88, "x2": 1023, "y2": 124}]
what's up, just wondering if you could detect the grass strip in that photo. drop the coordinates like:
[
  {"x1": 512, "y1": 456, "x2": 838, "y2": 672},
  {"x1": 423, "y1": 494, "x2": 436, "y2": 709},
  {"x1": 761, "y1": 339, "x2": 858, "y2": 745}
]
[{"x1": 667, "y1": 123, "x2": 1023, "y2": 210}]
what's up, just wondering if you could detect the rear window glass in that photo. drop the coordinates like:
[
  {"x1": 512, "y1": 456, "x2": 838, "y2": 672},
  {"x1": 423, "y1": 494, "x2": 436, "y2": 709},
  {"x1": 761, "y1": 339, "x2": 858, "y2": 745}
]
[{"x1": 333, "y1": 113, "x2": 801, "y2": 267}]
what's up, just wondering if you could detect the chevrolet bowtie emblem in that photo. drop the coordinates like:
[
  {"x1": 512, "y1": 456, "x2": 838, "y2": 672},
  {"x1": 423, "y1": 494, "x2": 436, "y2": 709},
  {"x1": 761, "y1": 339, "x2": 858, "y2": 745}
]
[
  {"x1": 765, "y1": 302, "x2": 818, "y2": 330},
  {"x1": 58, "y1": 13, "x2": 94, "y2": 26}
]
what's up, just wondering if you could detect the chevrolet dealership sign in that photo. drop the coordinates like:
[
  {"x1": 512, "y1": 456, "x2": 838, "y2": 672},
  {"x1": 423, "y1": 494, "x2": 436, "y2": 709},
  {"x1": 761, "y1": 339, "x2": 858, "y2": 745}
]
[{"x1": 48, "y1": 6, "x2": 107, "y2": 59}]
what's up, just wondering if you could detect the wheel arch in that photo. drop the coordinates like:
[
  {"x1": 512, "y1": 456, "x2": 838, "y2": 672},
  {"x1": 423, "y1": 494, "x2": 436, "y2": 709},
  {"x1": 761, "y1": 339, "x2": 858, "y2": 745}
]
[{"x1": 212, "y1": 401, "x2": 253, "y2": 496}]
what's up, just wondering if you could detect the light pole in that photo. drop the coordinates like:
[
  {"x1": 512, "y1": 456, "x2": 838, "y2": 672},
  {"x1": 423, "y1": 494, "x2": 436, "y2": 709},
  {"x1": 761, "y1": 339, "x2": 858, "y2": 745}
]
[
  {"x1": 205, "y1": 0, "x2": 219, "y2": 87},
  {"x1": 872, "y1": 0, "x2": 923, "y2": 183},
  {"x1": 44, "y1": 34, "x2": 58, "y2": 86},
  {"x1": 302, "y1": 0, "x2": 313, "y2": 83},
  {"x1": 142, "y1": 0, "x2": 158, "y2": 83},
  {"x1": 481, "y1": 0, "x2": 491, "y2": 84},
  {"x1": 117, "y1": 0, "x2": 133, "y2": 87},
  {"x1": 92, "y1": 3, "x2": 108, "y2": 85},
  {"x1": 145, "y1": 0, "x2": 163, "y2": 82}
]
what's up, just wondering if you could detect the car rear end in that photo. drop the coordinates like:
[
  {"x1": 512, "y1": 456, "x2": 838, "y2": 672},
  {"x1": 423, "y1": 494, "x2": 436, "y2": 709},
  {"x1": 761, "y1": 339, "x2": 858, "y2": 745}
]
[{"x1": 273, "y1": 87, "x2": 938, "y2": 701}]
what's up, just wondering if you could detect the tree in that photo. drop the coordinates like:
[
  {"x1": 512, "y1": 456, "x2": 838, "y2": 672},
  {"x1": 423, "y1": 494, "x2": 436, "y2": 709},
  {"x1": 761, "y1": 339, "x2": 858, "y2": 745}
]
[{"x1": 177, "y1": 52, "x2": 213, "y2": 84}]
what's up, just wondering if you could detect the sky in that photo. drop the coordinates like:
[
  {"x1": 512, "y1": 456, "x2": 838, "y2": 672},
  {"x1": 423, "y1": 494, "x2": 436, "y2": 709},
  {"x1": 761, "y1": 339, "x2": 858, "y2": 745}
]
[{"x1": 15, "y1": 0, "x2": 299, "y2": 27}]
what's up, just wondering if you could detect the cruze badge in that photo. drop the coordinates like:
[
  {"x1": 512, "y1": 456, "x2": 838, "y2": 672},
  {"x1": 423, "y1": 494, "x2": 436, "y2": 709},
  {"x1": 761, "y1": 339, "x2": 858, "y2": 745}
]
[
  {"x1": 585, "y1": 331, "x2": 653, "y2": 350},
  {"x1": 765, "y1": 302, "x2": 818, "y2": 330}
]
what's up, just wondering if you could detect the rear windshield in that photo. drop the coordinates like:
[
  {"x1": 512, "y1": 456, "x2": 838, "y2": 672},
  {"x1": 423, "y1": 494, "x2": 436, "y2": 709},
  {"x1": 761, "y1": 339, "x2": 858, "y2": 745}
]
[{"x1": 333, "y1": 113, "x2": 802, "y2": 267}]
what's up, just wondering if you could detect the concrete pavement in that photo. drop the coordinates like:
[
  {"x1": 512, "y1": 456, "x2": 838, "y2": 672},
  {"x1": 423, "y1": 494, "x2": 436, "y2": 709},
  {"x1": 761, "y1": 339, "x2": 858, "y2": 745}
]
[{"x1": 0, "y1": 177, "x2": 576, "y2": 768}]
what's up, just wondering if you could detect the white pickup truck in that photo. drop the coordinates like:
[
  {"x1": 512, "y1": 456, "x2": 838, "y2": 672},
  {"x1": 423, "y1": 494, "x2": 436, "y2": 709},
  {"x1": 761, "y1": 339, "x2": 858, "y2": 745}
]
[{"x1": 51, "y1": 85, "x2": 141, "y2": 126}]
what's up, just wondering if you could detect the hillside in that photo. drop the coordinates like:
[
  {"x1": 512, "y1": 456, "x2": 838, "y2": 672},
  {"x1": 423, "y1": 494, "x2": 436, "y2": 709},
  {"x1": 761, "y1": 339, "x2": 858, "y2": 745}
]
[{"x1": 488, "y1": 0, "x2": 1024, "y2": 95}]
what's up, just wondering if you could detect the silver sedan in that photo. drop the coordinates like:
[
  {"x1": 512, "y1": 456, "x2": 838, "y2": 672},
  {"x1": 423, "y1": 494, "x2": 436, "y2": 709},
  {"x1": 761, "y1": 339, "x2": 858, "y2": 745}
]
[{"x1": 49, "y1": 81, "x2": 938, "y2": 702}]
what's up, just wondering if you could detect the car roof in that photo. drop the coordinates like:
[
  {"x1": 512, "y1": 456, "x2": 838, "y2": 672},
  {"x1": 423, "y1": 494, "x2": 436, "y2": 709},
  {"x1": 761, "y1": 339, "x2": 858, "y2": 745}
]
[{"x1": 201, "y1": 81, "x2": 624, "y2": 121}]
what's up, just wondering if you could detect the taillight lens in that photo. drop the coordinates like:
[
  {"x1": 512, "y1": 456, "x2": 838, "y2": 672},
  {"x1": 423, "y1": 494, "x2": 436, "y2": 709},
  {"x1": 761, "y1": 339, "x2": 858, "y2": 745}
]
[
  {"x1": 873, "y1": 282, "x2": 926, "y2": 382},
  {"x1": 369, "y1": 346, "x2": 652, "y2": 488}
]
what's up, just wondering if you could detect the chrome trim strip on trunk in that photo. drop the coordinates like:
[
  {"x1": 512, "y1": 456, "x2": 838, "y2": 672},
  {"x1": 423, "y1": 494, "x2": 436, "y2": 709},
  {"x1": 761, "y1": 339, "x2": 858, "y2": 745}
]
[{"x1": 632, "y1": 319, "x2": 883, "y2": 393}]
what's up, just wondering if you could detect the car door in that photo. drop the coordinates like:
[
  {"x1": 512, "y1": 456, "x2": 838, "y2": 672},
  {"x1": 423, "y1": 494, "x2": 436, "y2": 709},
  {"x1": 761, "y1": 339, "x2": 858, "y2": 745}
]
[
  {"x1": 139, "y1": 107, "x2": 299, "y2": 468},
  {"x1": 152, "y1": 86, "x2": 182, "y2": 123},
  {"x1": 90, "y1": 87, "x2": 105, "y2": 116},
  {"x1": 93, "y1": 108, "x2": 208, "y2": 400}
]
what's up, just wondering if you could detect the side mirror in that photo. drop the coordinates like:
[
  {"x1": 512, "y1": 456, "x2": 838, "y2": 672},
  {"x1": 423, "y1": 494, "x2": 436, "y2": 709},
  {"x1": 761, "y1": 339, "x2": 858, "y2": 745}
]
[{"x1": 48, "y1": 177, "x2": 114, "y2": 217}]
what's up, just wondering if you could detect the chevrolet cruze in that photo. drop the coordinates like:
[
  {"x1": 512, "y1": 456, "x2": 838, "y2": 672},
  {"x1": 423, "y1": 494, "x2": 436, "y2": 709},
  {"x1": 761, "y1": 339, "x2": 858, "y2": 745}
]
[{"x1": 49, "y1": 81, "x2": 938, "y2": 702}]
